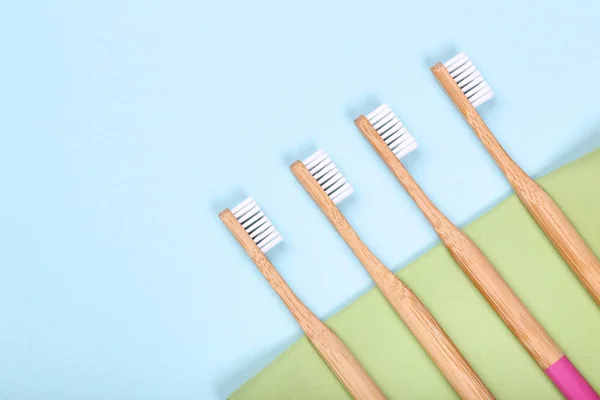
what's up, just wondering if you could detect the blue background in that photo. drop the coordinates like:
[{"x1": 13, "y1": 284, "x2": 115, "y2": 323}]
[{"x1": 2, "y1": 1, "x2": 600, "y2": 398}]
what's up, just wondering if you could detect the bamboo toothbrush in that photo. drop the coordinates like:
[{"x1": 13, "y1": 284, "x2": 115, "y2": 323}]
[
  {"x1": 431, "y1": 52, "x2": 600, "y2": 307},
  {"x1": 290, "y1": 151, "x2": 494, "y2": 400},
  {"x1": 355, "y1": 104, "x2": 600, "y2": 400},
  {"x1": 219, "y1": 197, "x2": 387, "y2": 400}
]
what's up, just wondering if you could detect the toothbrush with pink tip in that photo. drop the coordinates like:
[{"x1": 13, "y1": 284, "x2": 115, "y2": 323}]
[
  {"x1": 428, "y1": 53, "x2": 599, "y2": 400},
  {"x1": 545, "y1": 356, "x2": 599, "y2": 400}
]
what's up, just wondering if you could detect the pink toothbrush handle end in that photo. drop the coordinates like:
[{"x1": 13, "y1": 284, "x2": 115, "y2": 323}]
[{"x1": 545, "y1": 356, "x2": 600, "y2": 400}]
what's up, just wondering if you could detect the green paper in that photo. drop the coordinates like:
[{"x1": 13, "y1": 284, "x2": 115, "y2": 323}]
[{"x1": 230, "y1": 149, "x2": 600, "y2": 399}]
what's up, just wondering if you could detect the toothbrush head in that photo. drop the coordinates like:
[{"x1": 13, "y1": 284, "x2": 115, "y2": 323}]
[
  {"x1": 365, "y1": 104, "x2": 418, "y2": 159},
  {"x1": 302, "y1": 150, "x2": 354, "y2": 205},
  {"x1": 230, "y1": 197, "x2": 283, "y2": 253},
  {"x1": 444, "y1": 52, "x2": 494, "y2": 108}
]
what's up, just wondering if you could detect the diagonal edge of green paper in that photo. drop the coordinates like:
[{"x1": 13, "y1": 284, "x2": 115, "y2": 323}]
[{"x1": 230, "y1": 149, "x2": 600, "y2": 400}]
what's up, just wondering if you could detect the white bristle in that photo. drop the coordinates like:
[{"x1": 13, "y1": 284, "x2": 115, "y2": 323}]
[
  {"x1": 231, "y1": 197, "x2": 282, "y2": 253},
  {"x1": 366, "y1": 104, "x2": 418, "y2": 159},
  {"x1": 302, "y1": 150, "x2": 354, "y2": 205},
  {"x1": 444, "y1": 52, "x2": 494, "y2": 107}
]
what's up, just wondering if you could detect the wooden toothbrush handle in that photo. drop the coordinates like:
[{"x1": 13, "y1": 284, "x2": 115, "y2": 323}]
[
  {"x1": 303, "y1": 318, "x2": 388, "y2": 400},
  {"x1": 270, "y1": 288, "x2": 388, "y2": 400},
  {"x1": 290, "y1": 161, "x2": 494, "y2": 400},
  {"x1": 374, "y1": 268, "x2": 495, "y2": 400},
  {"x1": 440, "y1": 224, "x2": 564, "y2": 368},
  {"x1": 431, "y1": 63, "x2": 600, "y2": 307},
  {"x1": 505, "y1": 171, "x2": 600, "y2": 307},
  {"x1": 220, "y1": 209, "x2": 387, "y2": 400},
  {"x1": 246, "y1": 274, "x2": 387, "y2": 400}
]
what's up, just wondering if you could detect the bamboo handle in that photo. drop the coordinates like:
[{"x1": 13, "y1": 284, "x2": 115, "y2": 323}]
[
  {"x1": 355, "y1": 115, "x2": 564, "y2": 369},
  {"x1": 383, "y1": 273, "x2": 496, "y2": 400},
  {"x1": 517, "y1": 181, "x2": 600, "y2": 306},
  {"x1": 290, "y1": 162, "x2": 495, "y2": 400},
  {"x1": 220, "y1": 210, "x2": 387, "y2": 400},
  {"x1": 431, "y1": 63, "x2": 600, "y2": 307},
  {"x1": 435, "y1": 225, "x2": 564, "y2": 369}
]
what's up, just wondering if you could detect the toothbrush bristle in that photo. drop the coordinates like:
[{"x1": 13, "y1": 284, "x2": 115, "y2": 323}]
[
  {"x1": 444, "y1": 52, "x2": 494, "y2": 108},
  {"x1": 366, "y1": 104, "x2": 418, "y2": 159},
  {"x1": 302, "y1": 150, "x2": 354, "y2": 205},
  {"x1": 231, "y1": 197, "x2": 282, "y2": 253}
]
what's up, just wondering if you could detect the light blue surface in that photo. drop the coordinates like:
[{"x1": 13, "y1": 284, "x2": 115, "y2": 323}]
[{"x1": 1, "y1": 1, "x2": 600, "y2": 398}]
